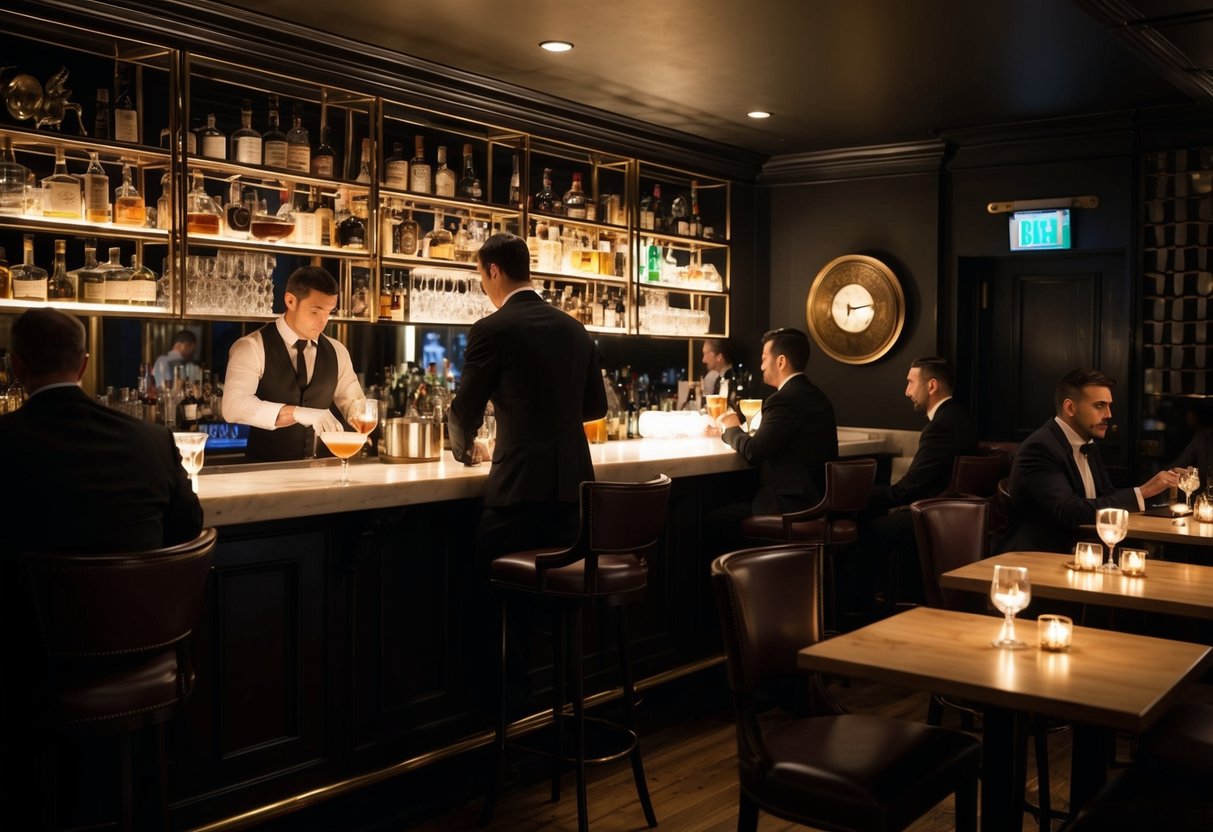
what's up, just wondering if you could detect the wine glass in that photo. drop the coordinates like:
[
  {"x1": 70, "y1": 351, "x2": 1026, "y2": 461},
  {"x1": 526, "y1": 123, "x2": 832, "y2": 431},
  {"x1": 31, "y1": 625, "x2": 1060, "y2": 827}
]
[
  {"x1": 172, "y1": 431, "x2": 208, "y2": 494},
  {"x1": 1094, "y1": 507, "x2": 1129, "y2": 572},
  {"x1": 1179, "y1": 466, "x2": 1201, "y2": 511},
  {"x1": 350, "y1": 398, "x2": 380, "y2": 436},
  {"x1": 990, "y1": 564, "x2": 1031, "y2": 649},
  {"x1": 738, "y1": 398, "x2": 762, "y2": 435},
  {"x1": 319, "y1": 431, "x2": 368, "y2": 485}
]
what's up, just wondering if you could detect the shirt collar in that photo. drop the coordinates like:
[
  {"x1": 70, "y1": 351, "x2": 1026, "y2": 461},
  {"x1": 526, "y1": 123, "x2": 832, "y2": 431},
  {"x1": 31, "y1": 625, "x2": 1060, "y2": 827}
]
[
  {"x1": 777, "y1": 372, "x2": 804, "y2": 391},
  {"x1": 276, "y1": 315, "x2": 311, "y2": 349},
  {"x1": 926, "y1": 396, "x2": 952, "y2": 422},
  {"x1": 501, "y1": 286, "x2": 541, "y2": 304},
  {"x1": 28, "y1": 381, "x2": 81, "y2": 398},
  {"x1": 1054, "y1": 416, "x2": 1091, "y2": 452}
]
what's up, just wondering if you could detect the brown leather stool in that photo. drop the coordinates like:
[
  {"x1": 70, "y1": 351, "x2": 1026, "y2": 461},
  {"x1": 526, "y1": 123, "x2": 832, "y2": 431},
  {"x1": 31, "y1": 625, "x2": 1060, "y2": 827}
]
[
  {"x1": 480, "y1": 475, "x2": 671, "y2": 832},
  {"x1": 16, "y1": 528, "x2": 217, "y2": 832}
]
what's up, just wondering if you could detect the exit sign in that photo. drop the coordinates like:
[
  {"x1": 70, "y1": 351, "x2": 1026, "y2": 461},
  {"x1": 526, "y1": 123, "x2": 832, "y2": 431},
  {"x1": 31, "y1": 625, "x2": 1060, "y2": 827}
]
[{"x1": 1009, "y1": 208, "x2": 1071, "y2": 251}]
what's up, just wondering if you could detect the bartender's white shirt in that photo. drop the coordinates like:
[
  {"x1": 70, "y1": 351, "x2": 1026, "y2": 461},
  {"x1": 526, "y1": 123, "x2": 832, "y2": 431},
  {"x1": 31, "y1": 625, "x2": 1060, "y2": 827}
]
[{"x1": 221, "y1": 316, "x2": 363, "y2": 430}]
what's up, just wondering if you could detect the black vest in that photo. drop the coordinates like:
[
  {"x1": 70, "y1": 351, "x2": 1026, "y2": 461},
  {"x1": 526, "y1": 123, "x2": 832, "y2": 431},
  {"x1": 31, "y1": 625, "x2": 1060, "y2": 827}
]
[{"x1": 245, "y1": 323, "x2": 341, "y2": 461}]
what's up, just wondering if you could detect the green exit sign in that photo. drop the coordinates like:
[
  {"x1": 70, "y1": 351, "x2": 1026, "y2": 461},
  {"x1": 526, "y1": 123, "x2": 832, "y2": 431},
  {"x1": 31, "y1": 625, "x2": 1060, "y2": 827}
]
[{"x1": 1009, "y1": 208, "x2": 1071, "y2": 251}]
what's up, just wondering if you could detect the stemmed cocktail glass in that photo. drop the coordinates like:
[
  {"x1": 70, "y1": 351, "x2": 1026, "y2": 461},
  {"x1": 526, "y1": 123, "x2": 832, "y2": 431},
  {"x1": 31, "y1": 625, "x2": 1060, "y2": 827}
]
[
  {"x1": 990, "y1": 564, "x2": 1031, "y2": 649},
  {"x1": 1179, "y1": 466, "x2": 1201, "y2": 512},
  {"x1": 320, "y1": 431, "x2": 368, "y2": 485},
  {"x1": 738, "y1": 398, "x2": 762, "y2": 435},
  {"x1": 172, "y1": 432, "x2": 208, "y2": 493},
  {"x1": 1095, "y1": 507, "x2": 1128, "y2": 572}
]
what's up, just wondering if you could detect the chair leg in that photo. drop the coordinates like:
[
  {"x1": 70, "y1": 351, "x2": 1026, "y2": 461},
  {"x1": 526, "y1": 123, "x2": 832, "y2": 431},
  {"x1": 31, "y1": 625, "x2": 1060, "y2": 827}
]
[
  {"x1": 1033, "y1": 718, "x2": 1053, "y2": 831},
  {"x1": 823, "y1": 547, "x2": 838, "y2": 633},
  {"x1": 479, "y1": 600, "x2": 508, "y2": 827},
  {"x1": 737, "y1": 790, "x2": 759, "y2": 832},
  {"x1": 955, "y1": 768, "x2": 978, "y2": 832},
  {"x1": 616, "y1": 609, "x2": 657, "y2": 827},
  {"x1": 927, "y1": 693, "x2": 943, "y2": 727},
  {"x1": 551, "y1": 609, "x2": 568, "y2": 804},
  {"x1": 155, "y1": 722, "x2": 170, "y2": 831},
  {"x1": 119, "y1": 732, "x2": 134, "y2": 832},
  {"x1": 570, "y1": 609, "x2": 589, "y2": 832}
]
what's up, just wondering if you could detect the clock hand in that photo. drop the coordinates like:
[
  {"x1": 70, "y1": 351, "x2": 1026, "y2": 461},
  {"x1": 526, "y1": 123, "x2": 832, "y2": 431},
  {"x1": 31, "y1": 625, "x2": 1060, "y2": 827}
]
[{"x1": 847, "y1": 303, "x2": 874, "y2": 314}]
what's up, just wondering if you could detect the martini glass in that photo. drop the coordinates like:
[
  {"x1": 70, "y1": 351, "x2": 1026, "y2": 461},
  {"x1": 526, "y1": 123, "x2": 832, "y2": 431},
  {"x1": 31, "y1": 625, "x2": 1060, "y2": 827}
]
[
  {"x1": 738, "y1": 398, "x2": 762, "y2": 435},
  {"x1": 320, "y1": 430, "x2": 368, "y2": 485},
  {"x1": 172, "y1": 431, "x2": 208, "y2": 493}
]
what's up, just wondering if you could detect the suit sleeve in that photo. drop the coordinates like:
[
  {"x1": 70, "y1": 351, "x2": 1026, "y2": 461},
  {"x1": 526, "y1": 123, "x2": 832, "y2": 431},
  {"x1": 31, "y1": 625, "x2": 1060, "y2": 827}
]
[
  {"x1": 448, "y1": 323, "x2": 499, "y2": 464},
  {"x1": 722, "y1": 395, "x2": 797, "y2": 465},
  {"x1": 582, "y1": 343, "x2": 607, "y2": 422},
  {"x1": 1015, "y1": 439, "x2": 1138, "y2": 532},
  {"x1": 879, "y1": 420, "x2": 954, "y2": 507},
  {"x1": 163, "y1": 431, "x2": 204, "y2": 545}
]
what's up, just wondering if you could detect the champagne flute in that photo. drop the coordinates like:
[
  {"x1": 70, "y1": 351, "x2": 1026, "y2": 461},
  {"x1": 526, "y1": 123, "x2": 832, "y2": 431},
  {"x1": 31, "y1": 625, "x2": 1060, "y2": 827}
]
[
  {"x1": 1179, "y1": 466, "x2": 1201, "y2": 511},
  {"x1": 172, "y1": 431, "x2": 208, "y2": 494},
  {"x1": 319, "y1": 430, "x2": 368, "y2": 485},
  {"x1": 738, "y1": 398, "x2": 762, "y2": 435},
  {"x1": 350, "y1": 398, "x2": 380, "y2": 436},
  {"x1": 990, "y1": 564, "x2": 1031, "y2": 649},
  {"x1": 1095, "y1": 507, "x2": 1129, "y2": 572}
]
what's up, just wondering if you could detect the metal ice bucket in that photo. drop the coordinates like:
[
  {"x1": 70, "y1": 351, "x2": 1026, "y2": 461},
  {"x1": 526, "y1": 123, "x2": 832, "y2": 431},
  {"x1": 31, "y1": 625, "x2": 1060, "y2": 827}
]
[{"x1": 379, "y1": 416, "x2": 442, "y2": 463}]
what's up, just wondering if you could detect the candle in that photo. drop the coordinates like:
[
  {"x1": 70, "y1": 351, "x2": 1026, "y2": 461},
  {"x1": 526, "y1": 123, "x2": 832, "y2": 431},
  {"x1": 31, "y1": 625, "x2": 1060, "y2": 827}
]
[
  {"x1": 1196, "y1": 498, "x2": 1213, "y2": 524},
  {"x1": 1038, "y1": 615, "x2": 1073, "y2": 652},
  {"x1": 1074, "y1": 542, "x2": 1101, "y2": 571},
  {"x1": 1120, "y1": 548, "x2": 1147, "y2": 577}
]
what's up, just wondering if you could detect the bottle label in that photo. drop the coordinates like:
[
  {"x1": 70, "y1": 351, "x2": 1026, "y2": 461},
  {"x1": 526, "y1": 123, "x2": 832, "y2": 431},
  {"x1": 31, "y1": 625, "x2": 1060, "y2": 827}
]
[
  {"x1": 202, "y1": 135, "x2": 226, "y2": 160},
  {"x1": 105, "y1": 279, "x2": 131, "y2": 303},
  {"x1": 313, "y1": 156, "x2": 334, "y2": 178},
  {"x1": 186, "y1": 131, "x2": 197, "y2": 154},
  {"x1": 13, "y1": 277, "x2": 48, "y2": 302},
  {"x1": 234, "y1": 136, "x2": 262, "y2": 164},
  {"x1": 294, "y1": 212, "x2": 318, "y2": 246},
  {"x1": 566, "y1": 205, "x2": 586, "y2": 219},
  {"x1": 182, "y1": 403, "x2": 198, "y2": 421},
  {"x1": 128, "y1": 280, "x2": 158, "y2": 303},
  {"x1": 115, "y1": 109, "x2": 139, "y2": 143},
  {"x1": 82, "y1": 280, "x2": 107, "y2": 303},
  {"x1": 386, "y1": 160, "x2": 409, "y2": 189},
  {"x1": 84, "y1": 175, "x2": 110, "y2": 218},
  {"x1": 435, "y1": 171, "x2": 455, "y2": 198},
  {"x1": 287, "y1": 145, "x2": 311, "y2": 172},
  {"x1": 264, "y1": 141, "x2": 288, "y2": 168},
  {"x1": 43, "y1": 182, "x2": 81, "y2": 218},
  {"x1": 410, "y1": 165, "x2": 432, "y2": 194}
]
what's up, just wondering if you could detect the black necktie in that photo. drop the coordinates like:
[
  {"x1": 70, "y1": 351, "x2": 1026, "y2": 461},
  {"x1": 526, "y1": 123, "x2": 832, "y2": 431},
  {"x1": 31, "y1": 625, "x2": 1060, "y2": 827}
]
[
  {"x1": 294, "y1": 339, "x2": 309, "y2": 391},
  {"x1": 1079, "y1": 444, "x2": 1092, "y2": 456}
]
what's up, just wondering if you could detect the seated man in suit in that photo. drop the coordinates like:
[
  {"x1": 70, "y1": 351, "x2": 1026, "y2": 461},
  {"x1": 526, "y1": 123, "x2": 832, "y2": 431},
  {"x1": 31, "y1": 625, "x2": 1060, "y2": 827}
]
[
  {"x1": 838, "y1": 357, "x2": 978, "y2": 620},
  {"x1": 999, "y1": 368, "x2": 1178, "y2": 554},
  {"x1": 708, "y1": 328, "x2": 838, "y2": 553}
]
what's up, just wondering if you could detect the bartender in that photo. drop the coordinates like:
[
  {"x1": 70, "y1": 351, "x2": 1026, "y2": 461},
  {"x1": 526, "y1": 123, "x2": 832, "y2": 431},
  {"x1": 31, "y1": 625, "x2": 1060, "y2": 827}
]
[{"x1": 222, "y1": 265, "x2": 365, "y2": 461}]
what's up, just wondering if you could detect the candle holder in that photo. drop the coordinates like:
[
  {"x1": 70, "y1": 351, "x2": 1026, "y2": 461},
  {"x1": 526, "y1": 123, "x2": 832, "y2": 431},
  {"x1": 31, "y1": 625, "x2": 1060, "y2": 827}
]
[
  {"x1": 1072, "y1": 541, "x2": 1101, "y2": 571},
  {"x1": 1195, "y1": 492, "x2": 1213, "y2": 524},
  {"x1": 1119, "y1": 548, "x2": 1148, "y2": 577},
  {"x1": 1038, "y1": 614, "x2": 1073, "y2": 652}
]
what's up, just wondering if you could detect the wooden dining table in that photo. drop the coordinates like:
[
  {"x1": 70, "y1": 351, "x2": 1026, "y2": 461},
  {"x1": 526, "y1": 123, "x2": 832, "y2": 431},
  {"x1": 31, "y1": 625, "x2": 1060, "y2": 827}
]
[
  {"x1": 940, "y1": 550, "x2": 1213, "y2": 619},
  {"x1": 797, "y1": 606, "x2": 1212, "y2": 832},
  {"x1": 1125, "y1": 511, "x2": 1213, "y2": 546}
]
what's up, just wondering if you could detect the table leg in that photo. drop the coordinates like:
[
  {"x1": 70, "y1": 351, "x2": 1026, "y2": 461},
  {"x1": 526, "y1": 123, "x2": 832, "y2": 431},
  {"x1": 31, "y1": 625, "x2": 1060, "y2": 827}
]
[
  {"x1": 1070, "y1": 723, "x2": 1112, "y2": 814},
  {"x1": 980, "y1": 707, "x2": 1027, "y2": 832}
]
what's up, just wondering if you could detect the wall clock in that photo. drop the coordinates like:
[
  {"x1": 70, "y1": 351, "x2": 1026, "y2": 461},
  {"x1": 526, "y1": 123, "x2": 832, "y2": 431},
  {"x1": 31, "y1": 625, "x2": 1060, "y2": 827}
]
[{"x1": 805, "y1": 254, "x2": 905, "y2": 365}]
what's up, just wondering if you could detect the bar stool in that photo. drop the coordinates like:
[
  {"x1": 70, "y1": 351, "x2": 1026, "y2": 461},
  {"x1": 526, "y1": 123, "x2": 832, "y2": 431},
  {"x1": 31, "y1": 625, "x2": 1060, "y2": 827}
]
[
  {"x1": 16, "y1": 528, "x2": 216, "y2": 831},
  {"x1": 480, "y1": 475, "x2": 672, "y2": 832}
]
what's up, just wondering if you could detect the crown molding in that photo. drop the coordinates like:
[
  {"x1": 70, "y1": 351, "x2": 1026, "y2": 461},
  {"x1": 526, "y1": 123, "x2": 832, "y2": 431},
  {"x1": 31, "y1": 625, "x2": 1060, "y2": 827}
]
[{"x1": 758, "y1": 140, "x2": 947, "y2": 186}]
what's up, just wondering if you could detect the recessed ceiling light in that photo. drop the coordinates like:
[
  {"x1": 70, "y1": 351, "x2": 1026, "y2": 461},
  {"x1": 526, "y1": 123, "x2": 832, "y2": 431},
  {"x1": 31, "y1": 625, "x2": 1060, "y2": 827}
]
[
  {"x1": 747, "y1": 111, "x2": 771, "y2": 119},
  {"x1": 540, "y1": 40, "x2": 574, "y2": 52}
]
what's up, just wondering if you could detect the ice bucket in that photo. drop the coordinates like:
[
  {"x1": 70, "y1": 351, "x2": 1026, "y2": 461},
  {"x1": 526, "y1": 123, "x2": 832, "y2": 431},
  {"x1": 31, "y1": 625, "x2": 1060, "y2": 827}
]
[{"x1": 379, "y1": 416, "x2": 442, "y2": 463}]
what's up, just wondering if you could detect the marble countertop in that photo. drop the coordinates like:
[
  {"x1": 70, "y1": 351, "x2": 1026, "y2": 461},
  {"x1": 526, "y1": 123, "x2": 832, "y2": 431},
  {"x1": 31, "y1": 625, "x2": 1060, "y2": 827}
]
[{"x1": 198, "y1": 432, "x2": 889, "y2": 527}]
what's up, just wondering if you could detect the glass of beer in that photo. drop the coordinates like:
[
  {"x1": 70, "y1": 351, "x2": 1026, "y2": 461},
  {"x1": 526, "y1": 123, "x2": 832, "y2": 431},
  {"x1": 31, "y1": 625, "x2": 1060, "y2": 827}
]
[
  {"x1": 320, "y1": 431, "x2": 368, "y2": 485},
  {"x1": 738, "y1": 398, "x2": 763, "y2": 434},
  {"x1": 583, "y1": 417, "x2": 608, "y2": 444},
  {"x1": 705, "y1": 394, "x2": 727, "y2": 422}
]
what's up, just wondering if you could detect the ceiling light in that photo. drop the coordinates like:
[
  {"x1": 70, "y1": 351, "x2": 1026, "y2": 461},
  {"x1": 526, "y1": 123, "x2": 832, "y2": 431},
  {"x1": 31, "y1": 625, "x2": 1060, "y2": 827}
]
[
  {"x1": 747, "y1": 111, "x2": 771, "y2": 119},
  {"x1": 540, "y1": 40, "x2": 574, "y2": 52}
]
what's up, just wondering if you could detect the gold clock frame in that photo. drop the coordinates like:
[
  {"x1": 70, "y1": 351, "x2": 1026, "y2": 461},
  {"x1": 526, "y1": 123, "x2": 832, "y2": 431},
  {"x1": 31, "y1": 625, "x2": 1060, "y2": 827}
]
[{"x1": 805, "y1": 254, "x2": 906, "y2": 365}]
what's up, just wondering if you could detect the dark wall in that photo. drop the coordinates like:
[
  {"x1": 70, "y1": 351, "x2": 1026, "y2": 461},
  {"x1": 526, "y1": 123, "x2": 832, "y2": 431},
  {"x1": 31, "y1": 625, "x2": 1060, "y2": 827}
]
[{"x1": 765, "y1": 171, "x2": 941, "y2": 429}]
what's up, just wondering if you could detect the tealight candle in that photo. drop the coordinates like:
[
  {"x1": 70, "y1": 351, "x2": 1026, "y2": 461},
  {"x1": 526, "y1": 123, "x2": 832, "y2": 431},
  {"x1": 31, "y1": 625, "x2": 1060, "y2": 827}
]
[
  {"x1": 1195, "y1": 496, "x2": 1213, "y2": 524},
  {"x1": 1119, "y1": 548, "x2": 1147, "y2": 577},
  {"x1": 1074, "y1": 541, "x2": 1101, "y2": 571},
  {"x1": 1038, "y1": 615, "x2": 1073, "y2": 652}
]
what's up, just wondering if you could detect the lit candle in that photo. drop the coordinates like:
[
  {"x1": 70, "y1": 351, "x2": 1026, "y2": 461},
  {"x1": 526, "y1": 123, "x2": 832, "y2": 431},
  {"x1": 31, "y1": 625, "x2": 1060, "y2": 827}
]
[
  {"x1": 1039, "y1": 615, "x2": 1073, "y2": 652},
  {"x1": 1196, "y1": 499, "x2": 1213, "y2": 524},
  {"x1": 1074, "y1": 542, "x2": 1101, "y2": 571},
  {"x1": 1120, "y1": 549, "x2": 1147, "y2": 577}
]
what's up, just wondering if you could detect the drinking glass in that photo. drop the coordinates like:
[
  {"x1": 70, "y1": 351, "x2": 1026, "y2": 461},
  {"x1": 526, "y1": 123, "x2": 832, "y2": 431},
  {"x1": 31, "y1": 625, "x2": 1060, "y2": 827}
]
[
  {"x1": 1094, "y1": 507, "x2": 1129, "y2": 572},
  {"x1": 705, "y1": 394, "x2": 727, "y2": 422},
  {"x1": 1179, "y1": 466, "x2": 1201, "y2": 510},
  {"x1": 319, "y1": 431, "x2": 368, "y2": 485},
  {"x1": 990, "y1": 564, "x2": 1031, "y2": 649},
  {"x1": 350, "y1": 398, "x2": 379, "y2": 435},
  {"x1": 172, "y1": 431, "x2": 208, "y2": 493},
  {"x1": 738, "y1": 398, "x2": 762, "y2": 434}
]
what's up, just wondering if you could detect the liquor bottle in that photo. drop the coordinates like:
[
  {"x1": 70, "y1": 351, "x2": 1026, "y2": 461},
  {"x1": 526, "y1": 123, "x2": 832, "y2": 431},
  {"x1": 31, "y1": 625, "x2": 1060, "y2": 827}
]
[
  {"x1": 262, "y1": 94, "x2": 288, "y2": 168},
  {"x1": 640, "y1": 184, "x2": 664, "y2": 232},
  {"x1": 425, "y1": 208, "x2": 454, "y2": 259},
  {"x1": 398, "y1": 203, "x2": 420, "y2": 256},
  {"x1": 127, "y1": 254, "x2": 158, "y2": 306},
  {"x1": 409, "y1": 136, "x2": 431, "y2": 194},
  {"x1": 231, "y1": 99, "x2": 262, "y2": 164},
  {"x1": 563, "y1": 172, "x2": 587, "y2": 219},
  {"x1": 156, "y1": 171, "x2": 172, "y2": 231},
  {"x1": 176, "y1": 378, "x2": 200, "y2": 431},
  {"x1": 354, "y1": 137, "x2": 373, "y2": 184},
  {"x1": 94, "y1": 89, "x2": 111, "y2": 140},
  {"x1": 315, "y1": 193, "x2": 336, "y2": 247},
  {"x1": 384, "y1": 140, "x2": 408, "y2": 189},
  {"x1": 47, "y1": 239, "x2": 74, "y2": 301},
  {"x1": 669, "y1": 187, "x2": 689, "y2": 236},
  {"x1": 0, "y1": 246, "x2": 9, "y2": 299},
  {"x1": 390, "y1": 273, "x2": 404, "y2": 321},
  {"x1": 286, "y1": 103, "x2": 310, "y2": 172},
  {"x1": 113, "y1": 163, "x2": 146, "y2": 226},
  {"x1": 312, "y1": 124, "x2": 336, "y2": 178},
  {"x1": 113, "y1": 70, "x2": 138, "y2": 144},
  {"x1": 434, "y1": 145, "x2": 455, "y2": 197},
  {"x1": 533, "y1": 167, "x2": 561, "y2": 214},
  {"x1": 689, "y1": 180, "x2": 702, "y2": 237},
  {"x1": 101, "y1": 246, "x2": 131, "y2": 304},
  {"x1": 82, "y1": 151, "x2": 110, "y2": 223},
  {"x1": 380, "y1": 198, "x2": 401, "y2": 254},
  {"x1": 378, "y1": 274, "x2": 392, "y2": 319},
  {"x1": 456, "y1": 144, "x2": 482, "y2": 202},
  {"x1": 42, "y1": 146, "x2": 81, "y2": 219},
  {"x1": 11, "y1": 235, "x2": 47, "y2": 301},
  {"x1": 0, "y1": 137, "x2": 26, "y2": 216},
  {"x1": 23, "y1": 169, "x2": 41, "y2": 216},
  {"x1": 292, "y1": 188, "x2": 318, "y2": 246},
  {"x1": 200, "y1": 112, "x2": 226, "y2": 160},
  {"x1": 509, "y1": 152, "x2": 521, "y2": 206},
  {"x1": 224, "y1": 179, "x2": 251, "y2": 239},
  {"x1": 646, "y1": 239, "x2": 661, "y2": 282},
  {"x1": 336, "y1": 193, "x2": 368, "y2": 249},
  {"x1": 186, "y1": 170, "x2": 222, "y2": 235},
  {"x1": 73, "y1": 241, "x2": 106, "y2": 303}
]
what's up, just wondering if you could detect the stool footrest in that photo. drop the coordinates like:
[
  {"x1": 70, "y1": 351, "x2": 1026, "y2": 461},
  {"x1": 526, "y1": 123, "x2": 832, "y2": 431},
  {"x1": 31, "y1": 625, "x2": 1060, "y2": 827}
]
[{"x1": 510, "y1": 715, "x2": 639, "y2": 767}]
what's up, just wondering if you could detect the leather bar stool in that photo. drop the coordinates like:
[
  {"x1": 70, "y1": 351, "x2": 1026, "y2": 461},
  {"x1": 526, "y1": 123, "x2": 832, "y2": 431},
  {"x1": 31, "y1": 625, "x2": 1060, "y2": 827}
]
[
  {"x1": 480, "y1": 475, "x2": 672, "y2": 832},
  {"x1": 15, "y1": 528, "x2": 217, "y2": 832}
]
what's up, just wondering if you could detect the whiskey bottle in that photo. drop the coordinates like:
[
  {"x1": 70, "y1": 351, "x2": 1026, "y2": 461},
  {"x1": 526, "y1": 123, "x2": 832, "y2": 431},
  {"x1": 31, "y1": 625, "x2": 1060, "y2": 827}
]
[
  {"x1": 509, "y1": 152, "x2": 522, "y2": 207},
  {"x1": 409, "y1": 136, "x2": 431, "y2": 194},
  {"x1": 354, "y1": 137, "x2": 373, "y2": 184},
  {"x1": 47, "y1": 239, "x2": 75, "y2": 301},
  {"x1": 434, "y1": 145, "x2": 455, "y2": 197},
  {"x1": 336, "y1": 194, "x2": 368, "y2": 249},
  {"x1": 425, "y1": 208, "x2": 454, "y2": 259},
  {"x1": 456, "y1": 144, "x2": 482, "y2": 202},
  {"x1": 101, "y1": 246, "x2": 131, "y2": 304},
  {"x1": 186, "y1": 170, "x2": 222, "y2": 235},
  {"x1": 176, "y1": 379, "x2": 200, "y2": 431},
  {"x1": 11, "y1": 235, "x2": 48, "y2": 301},
  {"x1": 286, "y1": 103, "x2": 310, "y2": 172},
  {"x1": 113, "y1": 70, "x2": 139, "y2": 144},
  {"x1": 94, "y1": 89, "x2": 111, "y2": 141},
  {"x1": 231, "y1": 99, "x2": 262, "y2": 164},
  {"x1": 384, "y1": 141, "x2": 409, "y2": 189},
  {"x1": 533, "y1": 167, "x2": 562, "y2": 214},
  {"x1": 262, "y1": 94, "x2": 288, "y2": 168},
  {"x1": 81, "y1": 151, "x2": 110, "y2": 224},
  {"x1": 72, "y1": 242, "x2": 106, "y2": 303},
  {"x1": 315, "y1": 193, "x2": 336, "y2": 247},
  {"x1": 640, "y1": 184, "x2": 664, "y2": 232},
  {"x1": 312, "y1": 124, "x2": 336, "y2": 178},
  {"x1": 398, "y1": 203, "x2": 420, "y2": 256},
  {"x1": 113, "y1": 163, "x2": 146, "y2": 226},
  {"x1": 127, "y1": 254, "x2": 158, "y2": 307},
  {"x1": 563, "y1": 172, "x2": 587, "y2": 219},
  {"x1": 200, "y1": 112, "x2": 226, "y2": 160},
  {"x1": 42, "y1": 146, "x2": 81, "y2": 219}
]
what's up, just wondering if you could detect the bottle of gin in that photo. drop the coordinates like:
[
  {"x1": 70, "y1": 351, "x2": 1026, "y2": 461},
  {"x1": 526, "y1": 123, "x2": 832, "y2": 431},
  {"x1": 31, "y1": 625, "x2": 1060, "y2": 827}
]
[
  {"x1": 42, "y1": 146, "x2": 81, "y2": 219},
  {"x1": 47, "y1": 239, "x2": 75, "y2": 301},
  {"x1": 433, "y1": 145, "x2": 455, "y2": 197},
  {"x1": 231, "y1": 99, "x2": 262, "y2": 164},
  {"x1": 10, "y1": 235, "x2": 47, "y2": 301},
  {"x1": 286, "y1": 103, "x2": 310, "y2": 172}
]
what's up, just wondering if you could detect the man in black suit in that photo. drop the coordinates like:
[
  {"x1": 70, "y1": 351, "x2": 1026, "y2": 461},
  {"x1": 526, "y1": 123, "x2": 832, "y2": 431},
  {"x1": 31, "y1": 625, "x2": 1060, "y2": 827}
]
[
  {"x1": 449, "y1": 232, "x2": 608, "y2": 560},
  {"x1": 1000, "y1": 368, "x2": 1178, "y2": 554},
  {"x1": 700, "y1": 337, "x2": 735, "y2": 399},
  {"x1": 711, "y1": 328, "x2": 838, "y2": 546},
  {"x1": 0, "y1": 308, "x2": 203, "y2": 559}
]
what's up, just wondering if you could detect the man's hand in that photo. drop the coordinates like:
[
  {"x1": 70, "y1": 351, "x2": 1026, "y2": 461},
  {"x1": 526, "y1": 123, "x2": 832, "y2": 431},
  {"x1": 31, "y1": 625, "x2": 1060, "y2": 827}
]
[
  {"x1": 293, "y1": 406, "x2": 342, "y2": 434},
  {"x1": 719, "y1": 411, "x2": 742, "y2": 431},
  {"x1": 1139, "y1": 467, "x2": 1182, "y2": 500}
]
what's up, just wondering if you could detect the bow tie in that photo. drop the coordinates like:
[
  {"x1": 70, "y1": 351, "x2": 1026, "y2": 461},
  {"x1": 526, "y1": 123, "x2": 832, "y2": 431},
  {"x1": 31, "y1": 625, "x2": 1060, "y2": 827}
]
[{"x1": 1079, "y1": 444, "x2": 1093, "y2": 456}]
